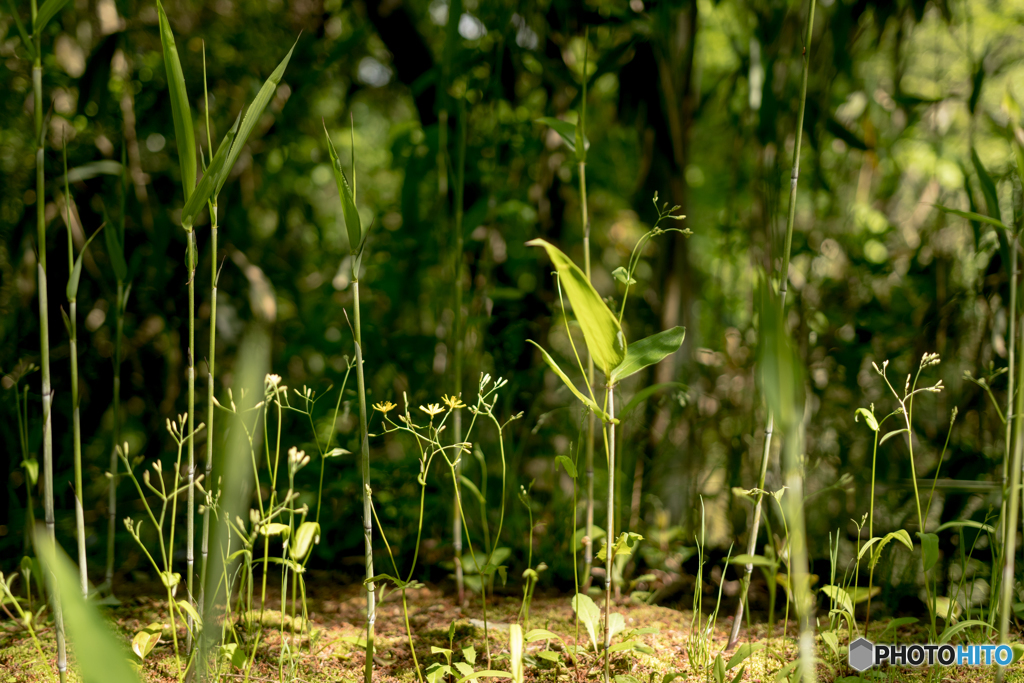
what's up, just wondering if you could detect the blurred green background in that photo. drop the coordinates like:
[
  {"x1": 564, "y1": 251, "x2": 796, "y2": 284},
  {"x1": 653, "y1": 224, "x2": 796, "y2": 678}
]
[{"x1": 3, "y1": 0, "x2": 1024, "y2": 611}]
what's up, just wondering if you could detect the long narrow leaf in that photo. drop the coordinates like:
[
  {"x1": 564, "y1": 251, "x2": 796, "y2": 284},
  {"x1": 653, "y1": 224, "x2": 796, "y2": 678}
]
[
  {"x1": 527, "y1": 340, "x2": 611, "y2": 422},
  {"x1": 34, "y1": 530, "x2": 139, "y2": 683},
  {"x1": 324, "y1": 121, "x2": 363, "y2": 255},
  {"x1": 527, "y1": 238, "x2": 625, "y2": 377},
  {"x1": 157, "y1": 0, "x2": 196, "y2": 199},
  {"x1": 8, "y1": 0, "x2": 35, "y2": 59},
  {"x1": 216, "y1": 37, "x2": 298, "y2": 196},
  {"x1": 67, "y1": 225, "x2": 105, "y2": 300},
  {"x1": 180, "y1": 114, "x2": 240, "y2": 226},
  {"x1": 33, "y1": 0, "x2": 72, "y2": 34},
  {"x1": 934, "y1": 205, "x2": 1009, "y2": 231}
]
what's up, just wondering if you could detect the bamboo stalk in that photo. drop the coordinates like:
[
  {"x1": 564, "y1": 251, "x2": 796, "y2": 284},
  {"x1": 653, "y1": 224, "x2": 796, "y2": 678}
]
[
  {"x1": 62, "y1": 146, "x2": 87, "y2": 598},
  {"x1": 452, "y1": 101, "x2": 467, "y2": 607},
  {"x1": 106, "y1": 278, "x2": 124, "y2": 588},
  {"x1": 579, "y1": 36, "x2": 596, "y2": 593},
  {"x1": 31, "y1": 0, "x2": 68, "y2": 674},
  {"x1": 999, "y1": 236, "x2": 1024, "y2": 682},
  {"x1": 354, "y1": 277, "x2": 374, "y2": 683},
  {"x1": 729, "y1": 0, "x2": 816, "y2": 648},
  {"x1": 186, "y1": 227, "x2": 197, "y2": 649},
  {"x1": 199, "y1": 53, "x2": 218, "y2": 623}
]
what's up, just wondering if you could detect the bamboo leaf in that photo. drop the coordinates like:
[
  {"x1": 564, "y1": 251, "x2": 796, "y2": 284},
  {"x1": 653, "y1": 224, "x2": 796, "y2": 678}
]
[
  {"x1": 33, "y1": 530, "x2": 140, "y2": 683},
  {"x1": 610, "y1": 327, "x2": 685, "y2": 383},
  {"x1": 103, "y1": 212, "x2": 128, "y2": 282},
  {"x1": 934, "y1": 205, "x2": 1009, "y2": 231},
  {"x1": 7, "y1": 0, "x2": 35, "y2": 60},
  {"x1": 33, "y1": 0, "x2": 72, "y2": 34},
  {"x1": 180, "y1": 114, "x2": 240, "y2": 226},
  {"x1": 917, "y1": 532, "x2": 939, "y2": 572},
  {"x1": 972, "y1": 148, "x2": 1000, "y2": 220},
  {"x1": 726, "y1": 643, "x2": 765, "y2": 671},
  {"x1": 67, "y1": 224, "x2": 105, "y2": 301},
  {"x1": 527, "y1": 238, "x2": 625, "y2": 377},
  {"x1": 324, "y1": 122, "x2": 363, "y2": 255},
  {"x1": 216, "y1": 37, "x2": 298, "y2": 197},
  {"x1": 157, "y1": 0, "x2": 196, "y2": 199},
  {"x1": 526, "y1": 340, "x2": 611, "y2": 421},
  {"x1": 938, "y1": 618, "x2": 992, "y2": 644},
  {"x1": 934, "y1": 520, "x2": 996, "y2": 534}
]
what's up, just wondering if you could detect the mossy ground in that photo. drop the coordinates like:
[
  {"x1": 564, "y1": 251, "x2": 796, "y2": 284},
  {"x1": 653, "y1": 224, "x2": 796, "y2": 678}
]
[{"x1": 1, "y1": 581, "x2": 1021, "y2": 683}]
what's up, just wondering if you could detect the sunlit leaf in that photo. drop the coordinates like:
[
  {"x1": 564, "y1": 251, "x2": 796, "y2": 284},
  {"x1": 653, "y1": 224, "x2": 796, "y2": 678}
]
[
  {"x1": 527, "y1": 340, "x2": 611, "y2": 421},
  {"x1": 527, "y1": 238, "x2": 625, "y2": 377},
  {"x1": 290, "y1": 521, "x2": 320, "y2": 561},
  {"x1": 611, "y1": 327, "x2": 685, "y2": 383}
]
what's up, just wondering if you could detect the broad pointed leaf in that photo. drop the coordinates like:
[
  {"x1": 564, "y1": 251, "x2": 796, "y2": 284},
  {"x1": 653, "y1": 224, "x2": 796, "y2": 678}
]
[
  {"x1": 611, "y1": 327, "x2": 685, "y2": 383},
  {"x1": 290, "y1": 521, "x2": 320, "y2": 561},
  {"x1": 527, "y1": 238, "x2": 625, "y2": 377},
  {"x1": 571, "y1": 592, "x2": 600, "y2": 652}
]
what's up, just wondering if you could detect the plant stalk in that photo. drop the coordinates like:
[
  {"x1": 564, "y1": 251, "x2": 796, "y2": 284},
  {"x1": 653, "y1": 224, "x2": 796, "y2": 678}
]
[
  {"x1": 729, "y1": 0, "x2": 816, "y2": 648},
  {"x1": 199, "y1": 205, "x2": 218, "y2": 623},
  {"x1": 353, "y1": 277, "x2": 375, "y2": 683},
  {"x1": 603, "y1": 383, "x2": 615, "y2": 683},
  {"x1": 581, "y1": 163, "x2": 597, "y2": 593},
  {"x1": 186, "y1": 228, "x2": 197, "y2": 649},
  {"x1": 106, "y1": 279, "x2": 124, "y2": 588},
  {"x1": 999, "y1": 240, "x2": 1024, "y2": 678},
  {"x1": 63, "y1": 148, "x2": 88, "y2": 599},
  {"x1": 32, "y1": 0, "x2": 68, "y2": 673},
  {"x1": 452, "y1": 100, "x2": 467, "y2": 607}
]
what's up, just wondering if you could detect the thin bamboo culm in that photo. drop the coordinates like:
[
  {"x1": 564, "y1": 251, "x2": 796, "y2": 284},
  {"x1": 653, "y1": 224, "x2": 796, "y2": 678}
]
[
  {"x1": 729, "y1": 0, "x2": 817, "y2": 648},
  {"x1": 63, "y1": 144, "x2": 88, "y2": 598},
  {"x1": 32, "y1": 0, "x2": 69, "y2": 676}
]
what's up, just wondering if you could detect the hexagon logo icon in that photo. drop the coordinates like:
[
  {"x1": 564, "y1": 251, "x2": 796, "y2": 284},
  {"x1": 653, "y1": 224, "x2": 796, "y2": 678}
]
[{"x1": 849, "y1": 637, "x2": 874, "y2": 672}]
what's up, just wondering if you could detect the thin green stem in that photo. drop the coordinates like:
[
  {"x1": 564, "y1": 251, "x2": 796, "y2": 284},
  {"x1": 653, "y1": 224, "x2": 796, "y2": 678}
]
[
  {"x1": 452, "y1": 99, "x2": 467, "y2": 607},
  {"x1": 353, "y1": 277, "x2": 375, "y2": 683},
  {"x1": 107, "y1": 279, "x2": 124, "y2": 587}
]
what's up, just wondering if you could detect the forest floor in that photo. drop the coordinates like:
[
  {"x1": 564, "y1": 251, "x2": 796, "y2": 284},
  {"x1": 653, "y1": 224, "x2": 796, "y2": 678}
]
[{"x1": 1, "y1": 576, "x2": 1021, "y2": 683}]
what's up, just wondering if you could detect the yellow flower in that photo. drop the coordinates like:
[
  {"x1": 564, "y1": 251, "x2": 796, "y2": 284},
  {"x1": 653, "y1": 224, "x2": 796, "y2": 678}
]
[
  {"x1": 373, "y1": 400, "x2": 397, "y2": 414},
  {"x1": 419, "y1": 403, "x2": 443, "y2": 417},
  {"x1": 442, "y1": 394, "x2": 466, "y2": 410}
]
